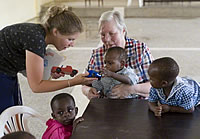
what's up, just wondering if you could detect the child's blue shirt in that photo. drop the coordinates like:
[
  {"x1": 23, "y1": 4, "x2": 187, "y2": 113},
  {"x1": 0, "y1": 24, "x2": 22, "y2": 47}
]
[{"x1": 148, "y1": 77, "x2": 200, "y2": 110}]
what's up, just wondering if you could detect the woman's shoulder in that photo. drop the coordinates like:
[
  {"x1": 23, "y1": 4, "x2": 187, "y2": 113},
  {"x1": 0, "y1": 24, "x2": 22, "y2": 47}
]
[
  {"x1": 2, "y1": 23, "x2": 44, "y2": 37},
  {"x1": 3, "y1": 23, "x2": 40, "y2": 29},
  {"x1": 91, "y1": 43, "x2": 105, "y2": 54},
  {"x1": 125, "y1": 36, "x2": 147, "y2": 48}
]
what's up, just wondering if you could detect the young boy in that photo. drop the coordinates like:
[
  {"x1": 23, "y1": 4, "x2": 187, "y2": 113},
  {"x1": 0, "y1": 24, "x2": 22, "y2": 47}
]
[
  {"x1": 92, "y1": 47, "x2": 139, "y2": 99},
  {"x1": 2, "y1": 131, "x2": 36, "y2": 139},
  {"x1": 148, "y1": 57, "x2": 200, "y2": 116},
  {"x1": 42, "y1": 93, "x2": 84, "y2": 139}
]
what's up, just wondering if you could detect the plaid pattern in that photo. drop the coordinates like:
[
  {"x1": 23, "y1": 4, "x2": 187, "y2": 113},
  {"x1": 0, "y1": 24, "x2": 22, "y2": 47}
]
[
  {"x1": 148, "y1": 77, "x2": 200, "y2": 110},
  {"x1": 87, "y1": 36, "x2": 154, "y2": 83}
]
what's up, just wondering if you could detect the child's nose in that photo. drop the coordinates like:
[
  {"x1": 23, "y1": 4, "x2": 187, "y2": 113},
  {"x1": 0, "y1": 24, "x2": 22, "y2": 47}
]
[
  {"x1": 105, "y1": 64, "x2": 109, "y2": 69},
  {"x1": 63, "y1": 111, "x2": 70, "y2": 117}
]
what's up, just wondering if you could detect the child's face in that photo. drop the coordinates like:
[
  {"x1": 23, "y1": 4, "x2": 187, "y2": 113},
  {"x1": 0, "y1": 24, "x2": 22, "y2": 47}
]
[
  {"x1": 52, "y1": 98, "x2": 77, "y2": 126},
  {"x1": 149, "y1": 75, "x2": 163, "y2": 89},
  {"x1": 104, "y1": 53, "x2": 123, "y2": 72},
  {"x1": 148, "y1": 68, "x2": 163, "y2": 89}
]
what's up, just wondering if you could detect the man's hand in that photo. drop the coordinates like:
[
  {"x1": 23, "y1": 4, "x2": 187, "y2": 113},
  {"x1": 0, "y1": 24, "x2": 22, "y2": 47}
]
[{"x1": 87, "y1": 87, "x2": 100, "y2": 100}]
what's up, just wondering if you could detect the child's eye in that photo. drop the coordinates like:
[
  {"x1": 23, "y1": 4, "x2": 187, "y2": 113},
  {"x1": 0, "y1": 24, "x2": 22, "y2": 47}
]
[
  {"x1": 68, "y1": 108, "x2": 74, "y2": 113},
  {"x1": 58, "y1": 111, "x2": 63, "y2": 115},
  {"x1": 108, "y1": 62, "x2": 112, "y2": 65}
]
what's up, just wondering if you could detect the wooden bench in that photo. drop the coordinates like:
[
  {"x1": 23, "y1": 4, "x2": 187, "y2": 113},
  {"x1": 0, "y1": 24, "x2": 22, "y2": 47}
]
[
  {"x1": 143, "y1": 0, "x2": 200, "y2": 6},
  {"x1": 85, "y1": 0, "x2": 103, "y2": 7}
]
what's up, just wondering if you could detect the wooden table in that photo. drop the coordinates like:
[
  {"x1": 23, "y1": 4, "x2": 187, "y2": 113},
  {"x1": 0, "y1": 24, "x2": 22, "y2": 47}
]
[{"x1": 71, "y1": 98, "x2": 200, "y2": 139}]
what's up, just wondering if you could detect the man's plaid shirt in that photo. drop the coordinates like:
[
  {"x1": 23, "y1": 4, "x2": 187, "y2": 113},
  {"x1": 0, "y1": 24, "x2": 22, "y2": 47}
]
[{"x1": 87, "y1": 36, "x2": 154, "y2": 83}]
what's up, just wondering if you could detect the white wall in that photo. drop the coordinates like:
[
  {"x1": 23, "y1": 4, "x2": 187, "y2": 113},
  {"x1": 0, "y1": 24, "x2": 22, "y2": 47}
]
[
  {"x1": 0, "y1": 0, "x2": 53, "y2": 29},
  {"x1": 35, "y1": 0, "x2": 53, "y2": 16}
]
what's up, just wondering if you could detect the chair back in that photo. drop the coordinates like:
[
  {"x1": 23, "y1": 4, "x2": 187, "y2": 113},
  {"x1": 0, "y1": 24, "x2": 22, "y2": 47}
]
[{"x1": 0, "y1": 106, "x2": 45, "y2": 137}]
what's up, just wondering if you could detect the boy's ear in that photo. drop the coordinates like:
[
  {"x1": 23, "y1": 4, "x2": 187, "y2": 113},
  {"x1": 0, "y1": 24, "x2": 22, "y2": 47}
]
[
  {"x1": 75, "y1": 107, "x2": 78, "y2": 116},
  {"x1": 161, "y1": 80, "x2": 168, "y2": 87},
  {"x1": 120, "y1": 60, "x2": 125, "y2": 68}
]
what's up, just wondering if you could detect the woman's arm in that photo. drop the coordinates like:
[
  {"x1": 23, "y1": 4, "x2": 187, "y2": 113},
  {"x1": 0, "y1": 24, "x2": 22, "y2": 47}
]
[
  {"x1": 26, "y1": 50, "x2": 96, "y2": 93},
  {"x1": 111, "y1": 82, "x2": 151, "y2": 98},
  {"x1": 132, "y1": 82, "x2": 151, "y2": 97}
]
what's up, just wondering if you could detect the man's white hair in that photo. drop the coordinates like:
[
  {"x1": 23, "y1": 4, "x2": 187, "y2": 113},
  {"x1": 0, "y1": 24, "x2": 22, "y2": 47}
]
[{"x1": 98, "y1": 10, "x2": 127, "y2": 34}]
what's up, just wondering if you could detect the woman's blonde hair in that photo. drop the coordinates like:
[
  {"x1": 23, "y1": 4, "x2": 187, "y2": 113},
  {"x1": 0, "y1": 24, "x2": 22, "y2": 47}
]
[
  {"x1": 41, "y1": 6, "x2": 83, "y2": 35},
  {"x1": 98, "y1": 10, "x2": 127, "y2": 35}
]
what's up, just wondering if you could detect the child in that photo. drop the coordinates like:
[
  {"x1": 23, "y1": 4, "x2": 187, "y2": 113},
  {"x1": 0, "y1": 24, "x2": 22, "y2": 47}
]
[
  {"x1": 42, "y1": 93, "x2": 84, "y2": 139},
  {"x1": 92, "y1": 47, "x2": 139, "y2": 99},
  {"x1": 148, "y1": 57, "x2": 200, "y2": 116},
  {"x1": 1, "y1": 131, "x2": 36, "y2": 139}
]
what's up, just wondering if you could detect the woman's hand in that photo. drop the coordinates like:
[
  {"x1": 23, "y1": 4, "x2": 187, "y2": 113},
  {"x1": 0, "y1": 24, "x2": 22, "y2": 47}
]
[
  {"x1": 110, "y1": 84, "x2": 134, "y2": 99},
  {"x1": 87, "y1": 87, "x2": 100, "y2": 100},
  {"x1": 111, "y1": 82, "x2": 151, "y2": 98},
  {"x1": 72, "y1": 72, "x2": 97, "y2": 86}
]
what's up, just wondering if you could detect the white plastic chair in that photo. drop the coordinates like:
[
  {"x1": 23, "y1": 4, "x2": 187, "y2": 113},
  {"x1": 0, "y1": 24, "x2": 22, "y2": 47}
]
[{"x1": 0, "y1": 106, "x2": 45, "y2": 138}]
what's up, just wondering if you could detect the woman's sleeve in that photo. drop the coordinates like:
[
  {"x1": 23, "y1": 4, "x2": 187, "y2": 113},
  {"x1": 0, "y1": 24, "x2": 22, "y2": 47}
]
[
  {"x1": 141, "y1": 42, "x2": 154, "y2": 81},
  {"x1": 21, "y1": 33, "x2": 46, "y2": 58},
  {"x1": 87, "y1": 49, "x2": 96, "y2": 70}
]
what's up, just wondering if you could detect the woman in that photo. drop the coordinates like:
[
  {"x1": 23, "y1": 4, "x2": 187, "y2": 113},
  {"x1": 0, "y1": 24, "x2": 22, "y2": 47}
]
[
  {"x1": 0, "y1": 6, "x2": 96, "y2": 113},
  {"x1": 82, "y1": 10, "x2": 154, "y2": 99}
]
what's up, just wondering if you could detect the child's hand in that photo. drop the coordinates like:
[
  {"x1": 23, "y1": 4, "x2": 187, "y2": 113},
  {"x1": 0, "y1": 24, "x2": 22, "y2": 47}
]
[
  {"x1": 73, "y1": 117, "x2": 84, "y2": 134},
  {"x1": 161, "y1": 104, "x2": 170, "y2": 113},
  {"x1": 73, "y1": 117, "x2": 84, "y2": 127},
  {"x1": 154, "y1": 106, "x2": 162, "y2": 117},
  {"x1": 102, "y1": 69, "x2": 113, "y2": 77}
]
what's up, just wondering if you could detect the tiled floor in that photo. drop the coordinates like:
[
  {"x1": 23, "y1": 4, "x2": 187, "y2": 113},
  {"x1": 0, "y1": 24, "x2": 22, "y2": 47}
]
[{"x1": 16, "y1": 1, "x2": 200, "y2": 138}]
